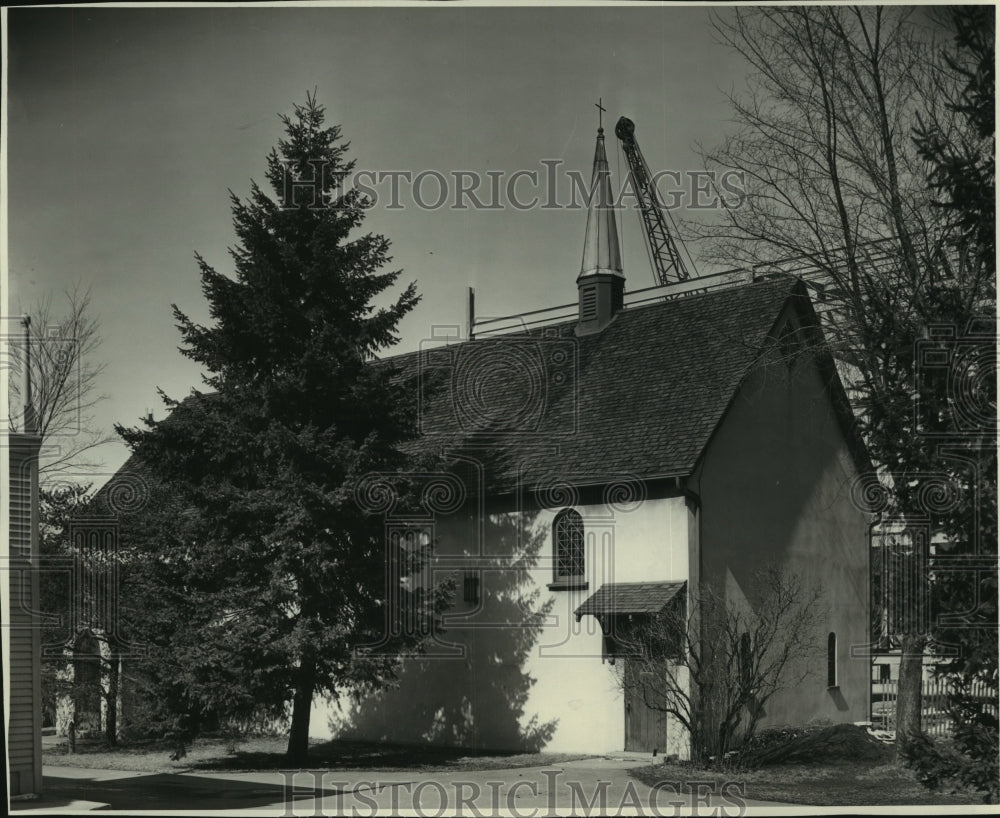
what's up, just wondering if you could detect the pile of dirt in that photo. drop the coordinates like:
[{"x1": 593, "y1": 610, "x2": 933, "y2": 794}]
[{"x1": 749, "y1": 723, "x2": 894, "y2": 767}]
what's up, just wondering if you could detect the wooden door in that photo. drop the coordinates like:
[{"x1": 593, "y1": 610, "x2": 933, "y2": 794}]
[{"x1": 624, "y1": 659, "x2": 667, "y2": 752}]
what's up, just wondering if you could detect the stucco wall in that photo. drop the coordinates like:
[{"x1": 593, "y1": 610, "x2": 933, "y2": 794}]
[
  {"x1": 316, "y1": 305, "x2": 869, "y2": 751},
  {"x1": 692, "y1": 309, "x2": 870, "y2": 730},
  {"x1": 318, "y1": 492, "x2": 690, "y2": 753}
]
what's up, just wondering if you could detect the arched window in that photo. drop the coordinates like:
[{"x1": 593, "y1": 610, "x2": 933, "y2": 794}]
[
  {"x1": 827, "y1": 632, "x2": 838, "y2": 688},
  {"x1": 553, "y1": 508, "x2": 585, "y2": 583}
]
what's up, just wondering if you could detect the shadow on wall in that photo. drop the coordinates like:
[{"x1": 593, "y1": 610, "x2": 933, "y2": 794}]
[{"x1": 329, "y1": 506, "x2": 557, "y2": 752}]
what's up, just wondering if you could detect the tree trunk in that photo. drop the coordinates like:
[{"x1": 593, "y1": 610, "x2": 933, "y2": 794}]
[
  {"x1": 286, "y1": 656, "x2": 316, "y2": 765},
  {"x1": 895, "y1": 633, "x2": 925, "y2": 760},
  {"x1": 104, "y1": 644, "x2": 119, "y2": 746}
]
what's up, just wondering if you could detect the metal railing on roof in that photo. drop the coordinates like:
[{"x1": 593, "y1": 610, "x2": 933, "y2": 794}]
[
  {"x1": 466, "y1": 238, "x2": 929, "y2": 340},
  {"x1": 468, "y1": 268, "x2": 755, "y2": 339},
  {"x1": 622, "y1": 268, "x2": 752, "y2": 310},
  {"x1": 469, "y1": 299, "x2": 578, "y2": 339}
]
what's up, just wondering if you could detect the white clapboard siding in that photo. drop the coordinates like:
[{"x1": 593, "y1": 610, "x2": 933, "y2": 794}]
[{"x1": 7, "y1": 441, "x2": 42, "y2": 797}]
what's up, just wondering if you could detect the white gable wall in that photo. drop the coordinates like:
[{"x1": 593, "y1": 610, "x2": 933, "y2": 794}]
[
  {"x1": 519, "y1": 496, "x2": 690, "y2": 752},
  {"x1": 318, "y1": 493, "x2": 690, "y2": 754}
]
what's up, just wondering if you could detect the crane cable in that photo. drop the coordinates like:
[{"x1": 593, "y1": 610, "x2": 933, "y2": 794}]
[{"x1": 662, "y1": 175, "x2": 698, "y2": 277}]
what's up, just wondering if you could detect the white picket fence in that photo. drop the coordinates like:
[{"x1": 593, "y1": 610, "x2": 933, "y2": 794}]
[{"x1": 872, "y1": 677, "x2": 999, "y2": 737}]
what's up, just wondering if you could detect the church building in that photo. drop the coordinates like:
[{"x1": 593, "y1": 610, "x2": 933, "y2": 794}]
[
  {"x1": 88, "y1": 122, "x2": 873, "y2": 759},
  {"x1": 318, "y1": 125, "x2": 873, "y2": 756}
]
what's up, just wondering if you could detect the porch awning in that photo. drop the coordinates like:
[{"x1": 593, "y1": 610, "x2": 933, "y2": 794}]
[{"x1": 574, "y1": 581, "x2": 686, "y2": 622}]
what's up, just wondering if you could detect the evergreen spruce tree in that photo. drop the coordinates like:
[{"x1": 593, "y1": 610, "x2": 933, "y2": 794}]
[
  {"x1": 907, "y1": 8, "x2": 997, "y2": 801},
  {"x1": 118, "y1": 94, "x2": 449, "y2": 763}
]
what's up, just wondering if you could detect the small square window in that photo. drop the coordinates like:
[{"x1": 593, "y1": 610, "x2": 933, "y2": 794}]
[{"x1": 463, "y1": 571, "x2": 480, "y2": 605}]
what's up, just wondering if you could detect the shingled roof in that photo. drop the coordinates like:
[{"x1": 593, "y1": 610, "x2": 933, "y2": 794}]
[
  {"x1": 99, "y1": 274, "x2": 863, "y2": 506},
  {"x1": 574, "y1": 581, "x2": 686, "y2": 620},
  {"x1": 388, "y1": 275, "x2": 817, "y2": 491}
]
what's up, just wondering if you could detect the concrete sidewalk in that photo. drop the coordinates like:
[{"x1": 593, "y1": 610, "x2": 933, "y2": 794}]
[{"x1": 12, "y1": 757, "x2": 793, "y2": 814}]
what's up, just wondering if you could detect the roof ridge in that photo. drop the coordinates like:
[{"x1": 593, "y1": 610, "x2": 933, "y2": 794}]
[
  {"x1": 615, "y1": 273, "x2": 795, "y2": 317},
  {"x1": 107, "y1": 278, "x2": 824, "y2": 494},
  {"x1": 376, "y1": 274, "x2": 797, "y2": 364}
]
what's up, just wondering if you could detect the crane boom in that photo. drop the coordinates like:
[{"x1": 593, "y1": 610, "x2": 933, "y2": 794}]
[{"x1": 614, "y1": 116, "x2": 694, "y2": 286}]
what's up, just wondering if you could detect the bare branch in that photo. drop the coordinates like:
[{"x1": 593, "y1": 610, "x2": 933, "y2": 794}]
[
  {"x1": 609, "y1": 567, "x2": 825, "y2": 766},
  {"x1": 9, "y1": 283, "x2": 115, "y2": 477}
]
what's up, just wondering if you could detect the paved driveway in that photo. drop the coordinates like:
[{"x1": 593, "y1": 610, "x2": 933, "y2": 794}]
[{"x1": 14, "y1": 758, "x2": 791, "y2": 814}]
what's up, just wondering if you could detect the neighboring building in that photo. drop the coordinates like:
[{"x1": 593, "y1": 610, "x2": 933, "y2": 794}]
[
  {"x1": 53, "y1": 629, "x2": 124, "y2": 742},
  {"x1": 318, "y1": 126, "x2": 873, "y2": 756},
  {"x1": 48, "y1": 479, "x2": 146, "y2": 744},
  {"x1": 870, "y1": 649, "x2": 998, "y2": 737},
  {"x1": 867, "y1": 518, "x2": 999, "y2": 736},
  {"x1": 6, "y1": 318, "x2": 43, "y2": 797}
]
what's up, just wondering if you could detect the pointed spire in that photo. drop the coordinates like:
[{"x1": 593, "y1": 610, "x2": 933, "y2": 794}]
[
  {"x1": 576, "y1": 112, "x2": 625, "y2": 336},
  {"x1": 579, "y1": 126, "x2": 623, "y2": 280}
]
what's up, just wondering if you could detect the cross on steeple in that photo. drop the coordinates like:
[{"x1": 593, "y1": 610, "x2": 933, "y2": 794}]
[{"x1": 595, "y1": 97, "x2": 607, "y2": 132}]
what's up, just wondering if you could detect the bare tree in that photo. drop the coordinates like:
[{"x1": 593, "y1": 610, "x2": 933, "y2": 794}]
[
  {"x1": 9, "y1": 285, "x2": 114, "y2": 477},
  {"x1": 693, "y1": 6, "x2": 995, "y2": 758},
  {"x1": 10, "y1": 288, "x2": 116, "y2": 742},
  {"x1": 697, "y1": 7, "x2": 979, "y2": 365},
  {"x1": 610, "y1": 567, "x2": 825, "y2": 766}
]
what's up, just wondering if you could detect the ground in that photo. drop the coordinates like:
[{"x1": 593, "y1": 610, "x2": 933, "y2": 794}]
[
  {"x1": 629, "y1": 761, "x2": 985, "y2": 807},
  {"x1": 18, "y1": 757, "x2": 785, "y2": 813},
  {"x1": 41, "y1": 734, "x2": 587, "y2": 774},
  {"x1": 31, "y1": 732, "x2": 989, "y2": 810},
  {"x1": 633, "y1": 722, "x2": 991, "y2": 806}
]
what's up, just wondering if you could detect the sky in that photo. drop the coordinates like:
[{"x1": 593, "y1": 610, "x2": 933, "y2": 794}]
[{"x1": 5, "y1": 2, "x2": 754, "y2": 486}]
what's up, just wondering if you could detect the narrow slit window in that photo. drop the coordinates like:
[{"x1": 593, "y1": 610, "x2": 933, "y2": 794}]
[
  {"x1": 739, "y1": 632, "x2": 753, "y2": 686},
  {"x1": 827, "y1": 632, "x2": 838, "y2": 688}
]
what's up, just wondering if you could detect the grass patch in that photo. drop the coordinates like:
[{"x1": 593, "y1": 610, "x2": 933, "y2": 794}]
[
  {"x1": 43, "y1": 735, "x2": 588, "y2": 774},
  {"x1": 629, "y1": 759, "x2": 990, "y2": 806}
]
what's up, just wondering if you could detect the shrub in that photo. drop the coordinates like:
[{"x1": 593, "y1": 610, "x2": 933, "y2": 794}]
[
  {"x1": 904, "y1": 732, "x2": 999, "y2": 804},
  {"x1": 740, "y1": 724, "x2": 825, "y2": 762},
  {"x1": 743, "y1": 723, "x2": 893, "y2": 768}
]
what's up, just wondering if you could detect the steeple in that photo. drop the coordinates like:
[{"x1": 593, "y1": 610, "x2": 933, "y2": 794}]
[
  {"x1": 577, "y1": 106, "x2": 625, "y2": 335},
  {"x1": 579, "y1": 127, "x2": 623, "y2": 279}
]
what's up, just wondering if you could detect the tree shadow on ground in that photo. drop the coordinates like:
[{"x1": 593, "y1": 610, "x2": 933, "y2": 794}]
[
  {"x1": 188, "y1": 738, "x2": 578, "y2": 772},
  {"x1": 27, "y1": 771, "x2": 339, "y2": 811}
]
